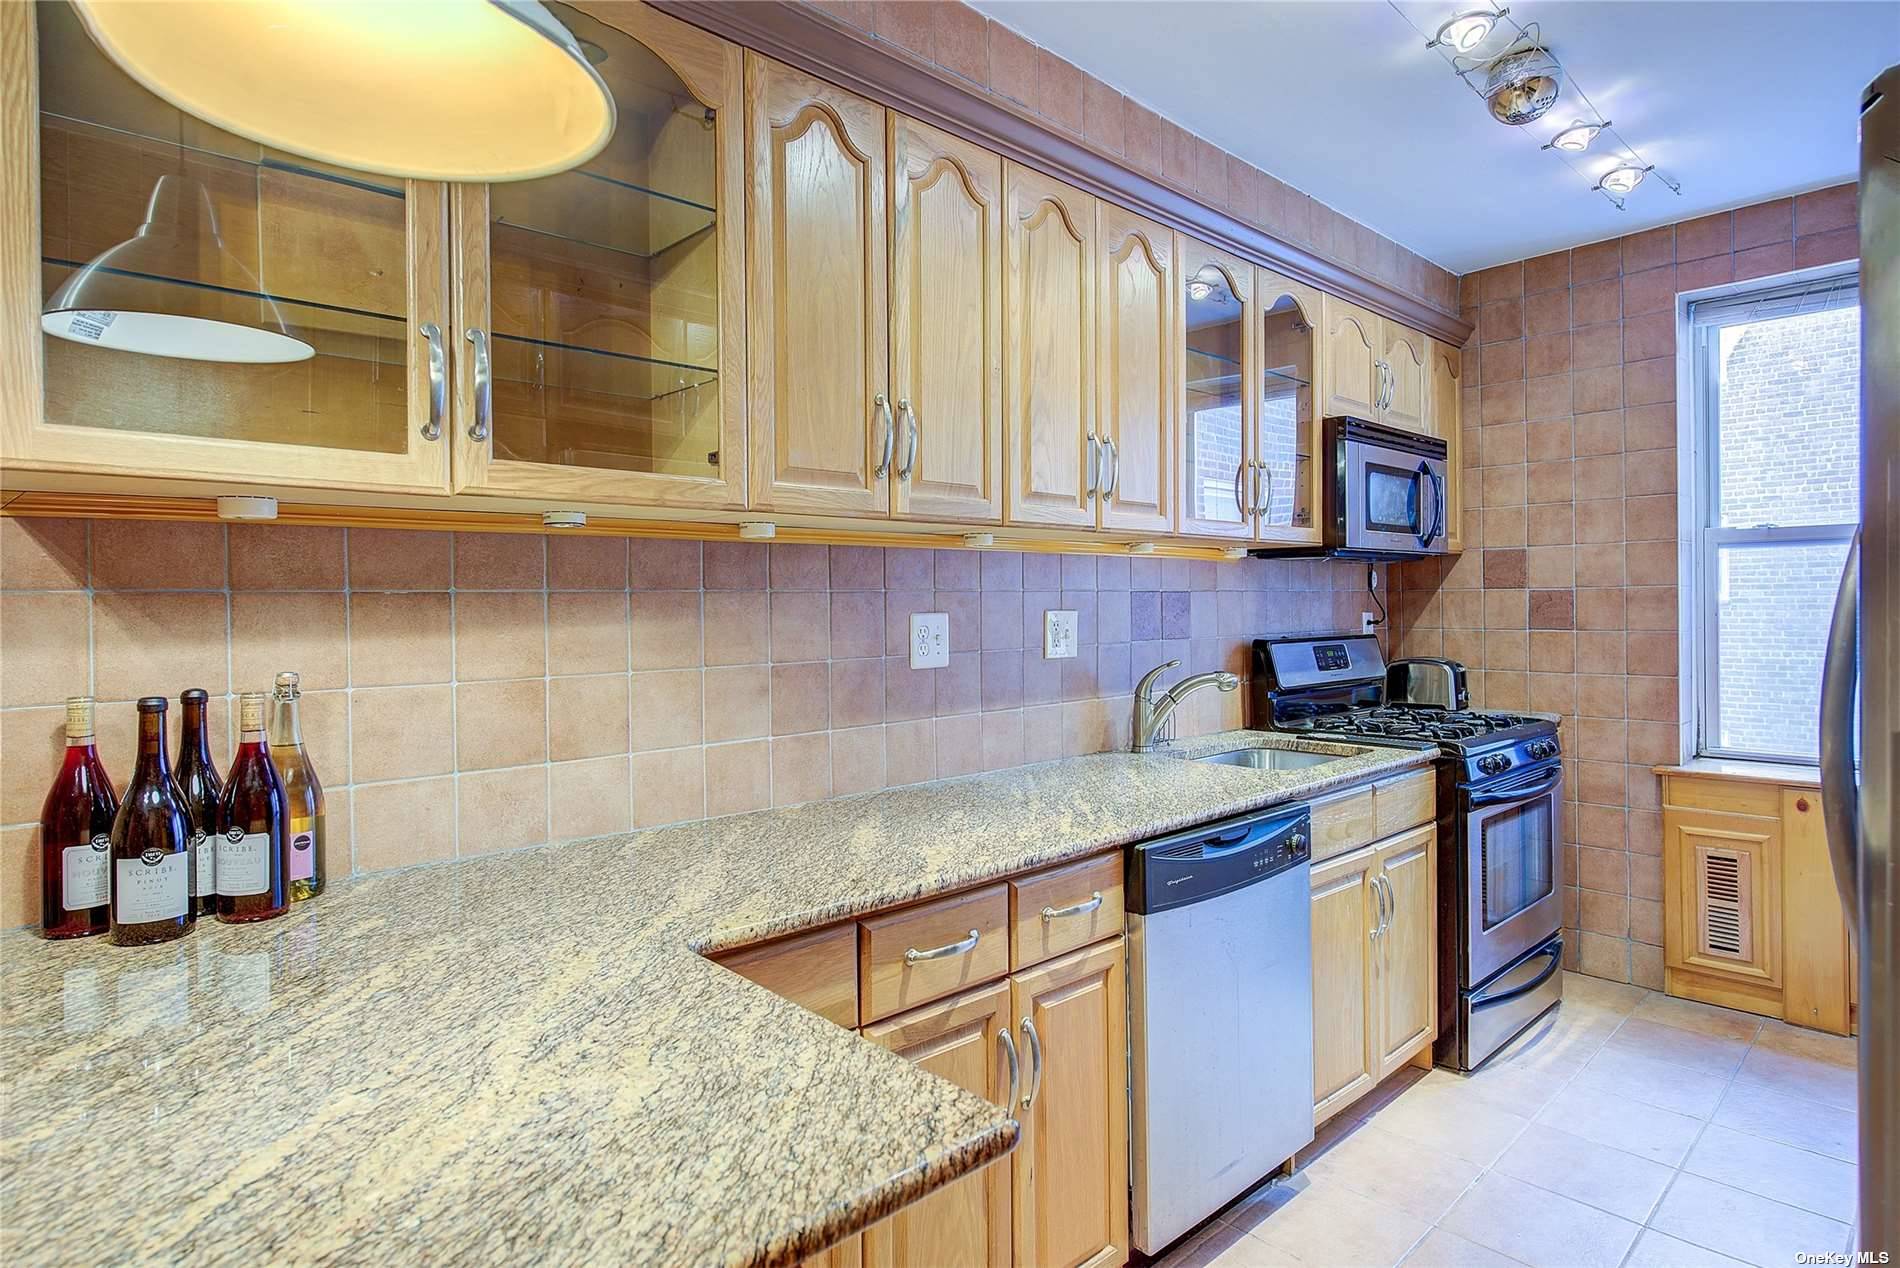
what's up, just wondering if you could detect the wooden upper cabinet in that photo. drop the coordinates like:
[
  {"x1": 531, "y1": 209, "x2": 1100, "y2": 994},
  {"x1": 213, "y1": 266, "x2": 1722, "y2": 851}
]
[
  {"x1": 888, "y1": 116, "x2": 1003, "y2": 523},
  {"x1": 861, "y1": 980, "x2": 1014, "y2": 1268},
  {"x1": 1095, "y1": 205, "x2": 1173, "y2": 534},
  {"x1": 6, "y1": 0, "x2": 451, "y2": 494},
  {"x1": 1174, "y1": 234, "x2": 1253, "y2": 541},
  {"x1": 1379, "y1": 318, "x2": 1428, "y2": 435},
  {"x1": 450, "y1": 2, "x2": 746, "y2": 508},
  {"x1": 1010, "y1": 939, "x2": 1129, "y2": 1268},
  {"x1": 1428, "y1": 336, "x2": 1465, "y2": 552},
  {"x1": 1319, "y1": 295, "x2": 1381, "y2": 423},
  {"x1": 744, "y1": 54, "x2": 890, "y2": 516},
  {"x1": 1375, "y1": 826, "x2": 1436, "y2": 1078},
  {"x1": 1254, "y1": 267, "x2": 1323, "y2": 545},
  {"x1": 1003, "y1": 162, "x2": 1097, "y2": 528}
]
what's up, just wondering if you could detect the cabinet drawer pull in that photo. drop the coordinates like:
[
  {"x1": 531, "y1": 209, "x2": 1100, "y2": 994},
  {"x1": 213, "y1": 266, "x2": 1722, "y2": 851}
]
[
  {"x1": 419, "y1": 322, "x2": 446, "y2": 442},
  {"x1": 904, "y1": 928, "x2": 980, "y2": 963},
  {"x1": 1233, "y1": 460, "x2": 1247, "y2": 517},
  {"x1": 896, "y1": 397, "x2": 919, "y2": 479},
  {"x1": 1102, "y1": 438, "x2": 1119, "y2": 498},
  {"x1": 465, "y1": 327, "x2": 492, "y2": 443},
  {"x1": 998, "y1": 1025, "x2": 1021, "y2": 1111},
  {"x1": 1257, "y1": 460, "x2": 1272, "y2": 522},
  {"x1": 1086, "y1": 434, "x2": 1100, "y2": 500},
  {"x1": 1041, "y1": 891, "x2": 1103, "y2": 922},
  {"x1": 873, "y1": 393, "x2": 895, "y2": 479},
  {"x1": 1020, "y1": 1016, "x2": 1043, "y2": 1108}
]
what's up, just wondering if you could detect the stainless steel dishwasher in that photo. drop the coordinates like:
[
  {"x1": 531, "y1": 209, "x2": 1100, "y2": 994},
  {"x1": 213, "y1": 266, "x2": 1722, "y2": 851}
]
[{"x1": 1126, "y1": 803, "x2": 1314, "y2": 1254}]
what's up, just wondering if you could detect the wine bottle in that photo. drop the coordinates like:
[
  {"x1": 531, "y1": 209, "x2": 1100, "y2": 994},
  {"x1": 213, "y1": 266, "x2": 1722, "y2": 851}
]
[
  {"x1": 108, "y1": 697, "x2": 194, "y2": 946},
  {"x1": 174, "y1": 688, "x2": 223, "y2": 919},
  {"x1": 268, "y1": 672, "x2": 325, "y2": 902},
  {"x1": 39, "y1": 697, "x2": 117, "y2": 940},
  {"x1": 216, "y1": 692, "x2": 288, "y2": 924}
]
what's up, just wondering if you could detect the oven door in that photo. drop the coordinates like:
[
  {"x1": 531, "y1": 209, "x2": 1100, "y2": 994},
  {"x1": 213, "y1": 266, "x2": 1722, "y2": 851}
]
[
  {"x1": 1342, "y1": 434, "x2": 1448, "y2": 556},
  {"x1": 1463, "y1": 763, "x2": 1565, "y2": 985}
]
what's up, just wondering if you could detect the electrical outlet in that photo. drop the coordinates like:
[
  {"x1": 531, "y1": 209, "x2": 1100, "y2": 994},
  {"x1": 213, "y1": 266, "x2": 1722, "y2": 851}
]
[
  {"x1": 1044, "y1": 609, "x2": 1079, "y2": 660},
  {"x1": 1362, "y1": 611, "x2": 1378, "y2": 633},
  {"x1": 909, "y1": 612, "x2": 949, "y2": 669}
]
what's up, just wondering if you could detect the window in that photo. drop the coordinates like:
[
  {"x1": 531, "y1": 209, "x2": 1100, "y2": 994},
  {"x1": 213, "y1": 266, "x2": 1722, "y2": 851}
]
[{"x1": 1690, "y1": 270, "x2": 1860, "y2": 763}]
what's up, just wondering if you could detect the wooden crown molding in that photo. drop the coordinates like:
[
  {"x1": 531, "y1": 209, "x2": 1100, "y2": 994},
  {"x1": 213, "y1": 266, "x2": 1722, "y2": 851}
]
[{"x1": 649, "y1": 0, "x2": 1472, "y2": 345}]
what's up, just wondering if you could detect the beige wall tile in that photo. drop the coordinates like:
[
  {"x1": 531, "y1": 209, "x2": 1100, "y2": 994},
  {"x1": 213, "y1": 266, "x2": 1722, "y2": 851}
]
[
  {"x1": 454, "y1": 533, "x2": 544, "y2": 589},
  {"x1": 2, "y1": 592, "x2": 92, "y2": 707},
  {"x1": 351, "y1": 685, "x2": 454, "y2": 783},
  {"x1": 455, "y1": 679, "x2": 548, "y2": 770},
  {"x1": 548, "y1": 674, "x2": 630, "y2": 761},
  {"x1": 770, "y1": 590, "x2": 830, "y2": 662},
  {"x1": 886, "y1": 717, "x2": 937, "y2": 785},
  {"x1": 93, "y1": 591, "x2": 227, "y2": 703},
  {"x1": 350, "y1": 593, "x2": 451, "y2": 686},
  {"x1": 633, "y1": 747, "x2": 704, "y2": 827},
  {"x1": 347, "y1": 528, "x2": 450, "y2": 590},
  {"x1": 630, "y1": 539, "x2": 703, "y2": 590},
  {"x1": 1, "y1": 518, "x2": 87, "y2": 591},
  {"x1": 704, "y1": 665, "x2": 769, "y2": 743},
  {"x1": 550, "y1": 756, "x2": 631, "y2": 841},
  {"x1": 548, "y1": 536, "x2": 627, "y2": 590},
  {"x1": 548, "y1": 592, "x2": 629, "y2": 675},
  {"x1": 0, "y1": 706, "x2": 67, "y2": 824},
  {"x1": 770, "y1": 732, "x2": 831, "y2": 807},
  {"x1": 1, "y1": 824, "x2": 41, "y2": 931},
  {"x1": 631, "y1": 591, "x2": 702, "y2": 669},
  {"x1": 830, "y1": 725, "x2": 886, "y2": 795},
  {"x1": 229, "y1": 525, "x2": 345, "y2": 590},
  {"x1": 771, "y1": 662, "x2": 830, "y2": 736},
  {"x1": 231, "y1": 591, "x2": 347, "y2": 693},
  {"x1": 632, "y1": 669, "x2": 703, "y2": 752},
  {"x1": 704, "y1": 741, "x2": 770, "y2": 817},
  {"x1": 457, "y1": 767, "x2": 548, "y2": 855},
  {"x1": 455, "y1": 591, "x2": 546, "y2": 681},
  {"x1": 353, "y1": 777, "x2": 455, "y2": 871},
  {"x1": 92, "y1": 520, "x2": 224, "y2": 590}
]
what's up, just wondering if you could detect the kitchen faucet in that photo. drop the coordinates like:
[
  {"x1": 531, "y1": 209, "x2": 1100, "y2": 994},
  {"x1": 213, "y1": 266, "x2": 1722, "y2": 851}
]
[{"x1": 1132, "y1": 660, "x2": 1239, "y2": 752}]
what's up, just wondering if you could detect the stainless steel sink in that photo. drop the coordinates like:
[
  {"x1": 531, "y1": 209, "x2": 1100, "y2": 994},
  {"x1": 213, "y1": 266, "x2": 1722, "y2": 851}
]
[{"x1": 1193, "y1": 746, "x2": 1361, "y2": 771}]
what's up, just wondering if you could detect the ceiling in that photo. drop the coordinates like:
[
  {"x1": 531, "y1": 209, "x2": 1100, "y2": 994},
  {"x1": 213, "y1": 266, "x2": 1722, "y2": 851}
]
[{"x1": 970, "y1": 1, "x2": 1889, "y2": 274}]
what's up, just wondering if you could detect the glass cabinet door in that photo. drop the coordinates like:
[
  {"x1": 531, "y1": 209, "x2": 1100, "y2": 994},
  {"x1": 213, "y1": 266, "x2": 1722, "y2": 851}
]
[
  {"x1": 451, "y1": 3, "x2": 744, "y2": 509},
  {"x1": 13, "y1": 0, "x2": 450, "y2": 493},
  {"x1": 1175, "y1": 237, "x2": 1251, "y2": 539},
  {"x1": 1255, "y1": 269, "x2": 1321, "y2": 542}
]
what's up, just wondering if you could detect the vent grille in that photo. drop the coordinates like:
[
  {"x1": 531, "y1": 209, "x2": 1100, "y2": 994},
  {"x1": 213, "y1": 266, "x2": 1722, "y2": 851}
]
[{"x1": 1698, "y1": 849, "x2": 1751, "y2": 961}]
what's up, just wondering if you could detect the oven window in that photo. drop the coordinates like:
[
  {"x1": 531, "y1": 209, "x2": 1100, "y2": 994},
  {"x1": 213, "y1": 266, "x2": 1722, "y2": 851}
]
[
  {"x1": 1364, "y1": 463, "x2": 1419, "y2": 534},
  {"x1": 1480, "y1": 797, "x2": 1555, "y2": 929}
]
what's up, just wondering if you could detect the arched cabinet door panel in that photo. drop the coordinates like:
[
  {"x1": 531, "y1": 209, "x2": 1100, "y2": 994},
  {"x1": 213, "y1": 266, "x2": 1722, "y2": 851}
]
[
  {"x1": 1096, "y1": 204, "x2": 1173, "y2": 535},
  {"x1": 1255, "y1": 266, "x2": 1323, "y2": 545},
  {"x1": 1320, "y1": 294, "x2": 1381, "y2": 424},
  {"x1": 1174, "y1": 233, "x2": 1253, "y2": 541},
  {"x1": 1380, "y1": 317, "x2": 1428, "y2": 435}
]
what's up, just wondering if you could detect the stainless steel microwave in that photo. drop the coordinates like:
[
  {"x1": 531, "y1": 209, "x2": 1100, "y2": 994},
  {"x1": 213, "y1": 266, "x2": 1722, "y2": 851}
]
[{"x1": 1322, "y1": 417, "x2": 1449, "y2": 560}]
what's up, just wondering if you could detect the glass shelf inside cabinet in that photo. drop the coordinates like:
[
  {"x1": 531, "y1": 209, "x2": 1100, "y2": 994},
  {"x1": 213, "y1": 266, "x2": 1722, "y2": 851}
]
[
  {"x1": 490, "y1": 169, "x2": 714, "y2": 261},
  {"x1": 1186, "y1": 345, "x2": 1242, "y2": 392}
]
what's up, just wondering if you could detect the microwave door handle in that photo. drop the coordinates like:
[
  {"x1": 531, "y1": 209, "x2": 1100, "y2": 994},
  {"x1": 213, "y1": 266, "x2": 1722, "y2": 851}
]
[
  {"x1": 1414, "y1": 461, "x2": 1439, "y2": 547},
  {"x1": 1819, "y1": 531, "x2": 1861, "y2": 925},
  {"x1": 1426, "y1": 467, "x2": 1445, "y2": 546},
  {"x1": 1469, "y1": 769, "x2": 1563, "y2": 808}
]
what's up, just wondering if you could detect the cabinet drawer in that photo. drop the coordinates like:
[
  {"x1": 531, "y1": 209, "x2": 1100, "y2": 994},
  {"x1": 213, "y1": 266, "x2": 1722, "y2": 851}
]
[
  {"x1": 1375, "y1": 769, "x2": 1436, "y2": 837},
  {"x1": 859, "y1": 885, "x2": 1010, "y2": 1024},
  {"x1": 1010, "y1": 852, "x2": 1124, "y2": 969},
  {"x1": 717, "y1": 924, "x2": 858, "y2": 1028},
  {"x1": 1310, "y1": 784, "x2": 1378, "y2": 863}
]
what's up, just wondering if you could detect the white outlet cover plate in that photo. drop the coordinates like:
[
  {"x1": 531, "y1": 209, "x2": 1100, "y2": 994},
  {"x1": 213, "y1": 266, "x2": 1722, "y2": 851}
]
[
  {"x1": 910, "y1": 612, "x2": 950, "y2": 669},
  {"x1": 1044, "y1": 609, "x2": 1078, "y2": 660}
]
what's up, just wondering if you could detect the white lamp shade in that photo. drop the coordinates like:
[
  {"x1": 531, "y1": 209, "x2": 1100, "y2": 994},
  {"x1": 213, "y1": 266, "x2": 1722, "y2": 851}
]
[{"x1": 71, "y1": 0, "x2": 616, "y2": 183}]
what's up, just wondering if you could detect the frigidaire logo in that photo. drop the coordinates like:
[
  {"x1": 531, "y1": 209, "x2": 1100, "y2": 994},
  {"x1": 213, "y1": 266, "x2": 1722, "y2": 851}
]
[
  {"x1": 226, "y1": 827, "x2": 245, "y2": 843},
  {"x1": 88, "y1": 834, "x2": 109, "y2": 851},
  {"x1": 139, "y1": 846, "x2": 166, "y2": 866}
]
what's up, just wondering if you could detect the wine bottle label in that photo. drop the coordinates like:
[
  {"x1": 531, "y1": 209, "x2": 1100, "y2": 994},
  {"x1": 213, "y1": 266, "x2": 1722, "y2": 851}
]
[
  {"x1": 238, "y1": 694, "x2": 266, "y2": 732},
  {"x1": 188, "y1": 829, "x2": 216, "y2": 897},
  {"x1": 61, "y1": 835, "x2": 110, "y2": 911},
  {"x1": 114, "y1": 850, "x2": 188, "y2": 924},
  {"x1": 216, "y1": 830, "x2": 271, "y2": 897},
  {"x1": 64, "y1": 697, "x2": 95, "y2": 740},
  {"x1": 288, "y1": 817, "x2": 316, "y2": 883}
]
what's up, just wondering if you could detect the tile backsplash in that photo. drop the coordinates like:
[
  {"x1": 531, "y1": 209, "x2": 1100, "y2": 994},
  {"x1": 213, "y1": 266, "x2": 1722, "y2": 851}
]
[{"x1": 0, "y1": 517, "x2": 1385, "y2": 927}]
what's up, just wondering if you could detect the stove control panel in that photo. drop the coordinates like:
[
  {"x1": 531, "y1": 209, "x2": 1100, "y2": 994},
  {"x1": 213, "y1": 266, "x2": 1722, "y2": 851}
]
[
  {"x1": 1527, "y1": 739, "x2": 1559, "y2": 761},
  {"x1": 1477, "y1": 754, "x2": 1514, "y2": 775}
]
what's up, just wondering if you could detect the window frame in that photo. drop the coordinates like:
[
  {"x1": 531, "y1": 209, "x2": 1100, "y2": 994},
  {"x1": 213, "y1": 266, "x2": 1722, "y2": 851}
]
[{"x1": 1687, "y1": 266, "x2": 1860, "y2": 764}]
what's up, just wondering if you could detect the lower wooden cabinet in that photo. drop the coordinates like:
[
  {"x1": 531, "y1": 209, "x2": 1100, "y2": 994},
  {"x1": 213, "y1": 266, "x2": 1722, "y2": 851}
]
[
  {"x1": 1310, "y1": 825, "x2": 1438, "y2": 1123},
  {"x1": 861, "y1": 981, "x2": 1016, "y2": 1268},
  {"x1": 1010, "y1": 940, "x2": 1129, "y2": 1268}
]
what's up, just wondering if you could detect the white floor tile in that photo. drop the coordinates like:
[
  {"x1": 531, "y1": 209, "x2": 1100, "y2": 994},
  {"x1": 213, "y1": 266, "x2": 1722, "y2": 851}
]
[
  {"x1": 1399, "y1": 1228, "x2": 1527, "y2": 1268},
  {"x1": 1621, "y1": 1229, "x2": 1754, "y2": 1268},
  {"x1": 1568, "y1": 1043, "x2": 1730, "y2": 1119},
  {"x1": 1559, "y1": 971, "x2": 1648, "y2": 1015},
  {"x1": 1628, "y1": 992, "x2": 1765, "y2": 1043},
  {"x1": 1363, "y1": 1081, "x2": 1532, "y2": 1167},
  {"x1": 1230, "y1": 1173, "x2": 1432, "y2": 1267},
  {"x1": 1534, "y1": 1081, "x2": 1705, "y2": 1166},
  {"x1": 1754, "y1": 1018, "x2": 1858, "y2": 1068},
  {"x1": 1712, "y1": 1079, "x2": 1858, "y2": 1162},
  {"x1": 1648, "y1": 1173, "x2": 1851, "y2": 1268},
  {"x1": 1600, "y1": 1015, "x2": 1749, "y2": 1078},
  {"x1": 1730, "y1": 1043, "x2": 1859, "y2": 1113},
  {"x1": 1439, "y1": 1171, "x2": 1641, "y2": 1268},
  {"x1": 1682, "y1": 1123, "x2": 1859, "y2": 1223},
  {"x1": 1302, "y1": 1122, "x2": 1484, "y2": 1224},
  {"x1": 1492, "y1": 1122, "x2": 1675, "y2": 1223}
]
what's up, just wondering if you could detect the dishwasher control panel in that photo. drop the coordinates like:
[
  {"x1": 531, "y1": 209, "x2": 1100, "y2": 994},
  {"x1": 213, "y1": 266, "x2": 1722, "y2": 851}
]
[{"x1": 1125, "y1": 805, "x2": 1311, "y2": 915}]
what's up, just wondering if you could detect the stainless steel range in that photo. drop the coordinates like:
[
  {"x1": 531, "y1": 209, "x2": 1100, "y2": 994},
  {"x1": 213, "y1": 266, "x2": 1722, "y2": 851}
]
[{"x1": 1250, "y1": 633, "x2": 1565, "y2": 1071}]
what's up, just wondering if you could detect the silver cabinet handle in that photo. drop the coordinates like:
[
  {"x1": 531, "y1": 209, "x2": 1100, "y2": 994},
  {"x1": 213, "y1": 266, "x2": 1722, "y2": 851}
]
[
  {"x1": 1085, "y1": 433, "x2": 1100, "y2": 501},
  {"x1": 998, "y1": 1026, "x2": 1021, "y2": 1112},
  {"x1": 1819, "y1": 531, "x2": 1862, "y2": 923},
  {"x1": 1019, "y1": 1016, "x2": 1043, "y2": 1108},
  {"x1": 464, "y1": 327, "x2": 492, "y2": 443},
  {"x1": 1257, "y1": 460, "x2": 1273, "y2": 523},
  {"x1": 873, "y1": 393, "x2": 895, "y2": 479},
  {"x1": 896, "y1": 397, "x2": 919, "y2": 480},
  {"x1": 1371, "y1": 873, "x2": 1387, "y2": 938},
  {"x1": 1233, "y1": 460, "x2": 1247, "y2": 517},
  {"x1": 904, "y1": 928, "x2": 979, "y2": 963},
  {"x1": 1379, "y1": 875, "x2": 1395, "y2": 934},
  {"x1": 1041, "y1": 891, "x2": 1103, "y2": 922},
  {"x1": 419, "y1": 322, "x2": 446, "y2": 442},
  {"x1": 1102, "y1": 438, "x2": 1118, "y2": 498}
]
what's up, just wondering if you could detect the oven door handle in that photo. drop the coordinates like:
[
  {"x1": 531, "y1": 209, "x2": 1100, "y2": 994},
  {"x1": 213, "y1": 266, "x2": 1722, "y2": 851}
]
[
  {"x1": 1468, "y1": 768, "x2": 1562, "y2": 808},
  {"x1": 1472, "y1": 940, "x2": 1563, "y2": 1009}
]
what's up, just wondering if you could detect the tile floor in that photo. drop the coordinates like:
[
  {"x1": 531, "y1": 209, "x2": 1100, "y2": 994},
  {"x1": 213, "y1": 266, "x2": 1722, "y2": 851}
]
[{"x1": 1155, "y1": 973, "x2": 1861, "y2": 1268}]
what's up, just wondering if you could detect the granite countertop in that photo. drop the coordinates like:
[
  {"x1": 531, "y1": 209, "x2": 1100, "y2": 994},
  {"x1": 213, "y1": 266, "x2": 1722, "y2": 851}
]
[{"x1": 0, "y1": 731, "x2": 1431, "y2": 1267}]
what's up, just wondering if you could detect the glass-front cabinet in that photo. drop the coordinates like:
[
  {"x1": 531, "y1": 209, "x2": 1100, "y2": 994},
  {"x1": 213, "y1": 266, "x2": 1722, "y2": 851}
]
[
  {"x1": 1175, "y1": 236, "x2": 1253, "y2": 540},
  {"x1": 1254, "y1": 267, "x2": 1321, "y2": 544},
  {"x1": 449, "y1": 2, "x2": 745, "y2": 509},
  {"x1": 9, "y1": 0, "x2": 450, "y2": 493}
]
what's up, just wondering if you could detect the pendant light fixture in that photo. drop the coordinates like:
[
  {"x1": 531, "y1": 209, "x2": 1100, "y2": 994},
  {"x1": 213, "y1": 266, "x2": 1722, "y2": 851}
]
[
  {"x1": 1544, "y1": 119, "x2": 1607, "y2": 152},
  {"x1": 69, "y1": 0, "x2": 615, "y2": 183},
  {"x1": 42, "y1": 175, "x2": 314, "y2": 364}
]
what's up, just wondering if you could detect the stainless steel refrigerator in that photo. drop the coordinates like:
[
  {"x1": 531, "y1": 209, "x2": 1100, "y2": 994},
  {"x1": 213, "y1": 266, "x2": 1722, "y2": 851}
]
[{"x1": 1821, "y1": 63, "x2": 1896, "y2": 1257}]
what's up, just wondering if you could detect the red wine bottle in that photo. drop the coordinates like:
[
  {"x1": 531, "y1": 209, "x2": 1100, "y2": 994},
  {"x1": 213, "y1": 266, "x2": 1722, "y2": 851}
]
[
  {"x1": 217, "y1": 692, "x2": 288, "y2": 924},
  {"x1": 39, "y1": 697, "x2": 117, "y2": 940},
  {"x1": 174, "y1": 687, "x2": 223, "y2": 919},
  {"x1": 109, "y1": 697, "x2": 194, "y2": 946}
]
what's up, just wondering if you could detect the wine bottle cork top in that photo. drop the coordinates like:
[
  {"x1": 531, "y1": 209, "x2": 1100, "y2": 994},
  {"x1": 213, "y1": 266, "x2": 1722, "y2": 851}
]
[
  {"x1": 136, "y1": 696, "x2": 167, "y2": 714},
  {"x1": 180, "y1": 687, "x2": 209, "y2": 704},
  {"x1": 274, "y1": 670, "x2": 301, "y2": 695},
  {"x1": 239, "y1": 692, "x2": 266, "y2": 732},
  {"x1": 63, "y1": 696, "x2": 94, "y2": 739}
]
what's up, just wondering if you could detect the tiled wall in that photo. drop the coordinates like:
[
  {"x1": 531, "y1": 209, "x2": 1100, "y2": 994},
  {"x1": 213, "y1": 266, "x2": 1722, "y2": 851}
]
[
  {"x1": 0, "y1": 516, "x2": 1387, "y2": 927},
  {"x1": 1393, "y1": 183, "x2": 1859, "y2": 988},
  {"x1": 800, "y1": 0, "x2": 1460, "y2": 317}
]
